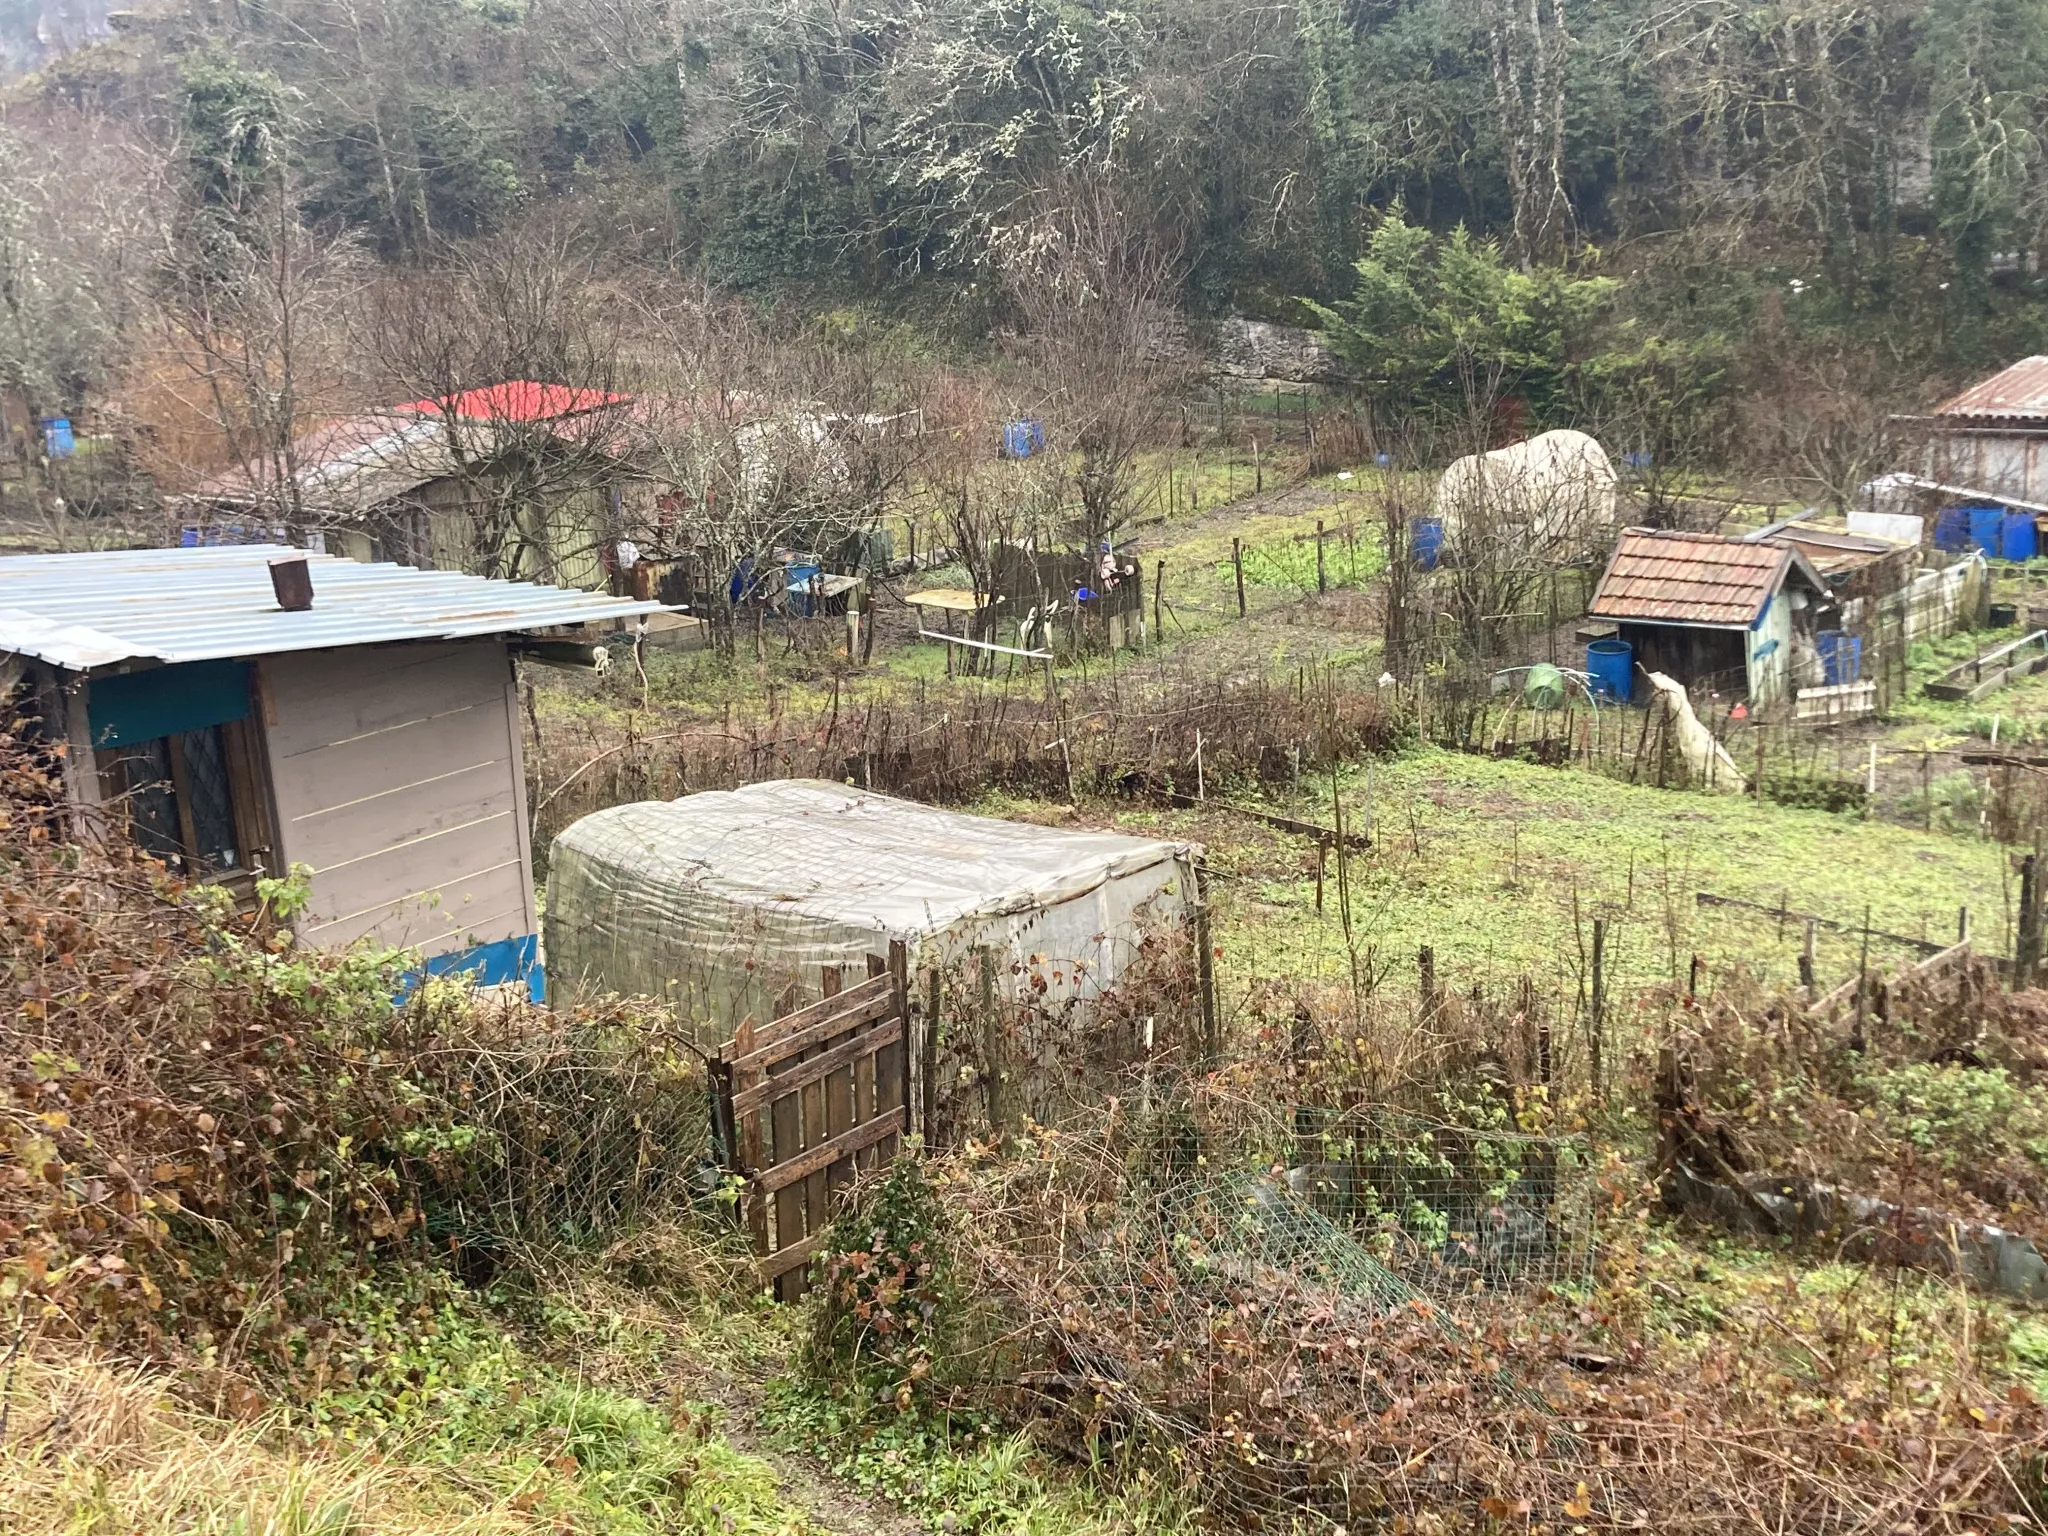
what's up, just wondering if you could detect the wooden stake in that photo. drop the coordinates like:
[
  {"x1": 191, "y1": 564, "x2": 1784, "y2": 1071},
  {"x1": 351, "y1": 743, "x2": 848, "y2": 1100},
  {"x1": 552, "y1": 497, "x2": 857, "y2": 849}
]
[
  {"x1": 1316, "y1": 519, "x2": 1327, "y2": 593},
  {"x1": 1233, "y1": 537, "x2": 1246, "y2": 617},
  {"x1": 1800, "y1": 917, "x2": 1817, "y2": 995},
  {"x1": 1589, "y1": 917, "x2": 1608, "y2": 1095}
]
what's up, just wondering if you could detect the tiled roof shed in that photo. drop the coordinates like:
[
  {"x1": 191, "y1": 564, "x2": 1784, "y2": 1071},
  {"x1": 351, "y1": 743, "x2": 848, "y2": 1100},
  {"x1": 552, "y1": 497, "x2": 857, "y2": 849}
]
[{"x1": 1590, "y1": 530, "x2": 1827, "y2": 629}]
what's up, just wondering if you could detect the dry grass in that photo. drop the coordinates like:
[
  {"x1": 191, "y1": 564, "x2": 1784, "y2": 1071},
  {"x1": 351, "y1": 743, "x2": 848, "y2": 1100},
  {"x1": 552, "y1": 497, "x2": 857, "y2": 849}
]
[{"x1": 0, "y1": 1351, "x2": 528, "y2": 1535}]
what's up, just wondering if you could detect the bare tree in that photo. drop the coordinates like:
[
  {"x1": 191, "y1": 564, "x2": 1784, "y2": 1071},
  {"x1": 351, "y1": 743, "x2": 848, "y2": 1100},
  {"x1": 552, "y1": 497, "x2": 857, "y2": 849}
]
[
  {"x1": 1000, "y1": 176, "x2": 1188, "y2": 569},
  {"x1": 619, "y1": 290, "x2": 933, "y2": 658},
  {"x1": 152, "y1": 182, "x2": 366, "y2": 531},
  {"x1": 361, "y1": 220, "x2": 629, "y2": 580},
  {"x1": 0, "y1": 110, "x2": 170, "y2": 547},
  {"x1": 1483, "y1": 0, "x2": 1574, "y2": 269}
]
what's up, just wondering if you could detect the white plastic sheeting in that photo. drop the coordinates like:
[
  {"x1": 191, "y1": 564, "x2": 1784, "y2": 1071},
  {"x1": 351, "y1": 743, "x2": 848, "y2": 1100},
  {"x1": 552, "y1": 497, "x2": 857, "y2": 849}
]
[
  {"x1": 544, "y1": 780, "x2": 1197, "y2": 1044},
  {"x1": 1430, "y1": 430, "x2": 1618, "y2": 552},
  {"x1": 1644, "y1": 672, "x2": 1747, "y2": 794}
]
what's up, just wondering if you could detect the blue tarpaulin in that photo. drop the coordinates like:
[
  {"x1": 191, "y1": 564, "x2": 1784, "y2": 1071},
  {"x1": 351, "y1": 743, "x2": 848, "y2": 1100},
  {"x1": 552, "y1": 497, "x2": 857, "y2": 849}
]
[
  {"x1": 399, "y1": 934, "x2": 544, "y2": 1004},
  {"x1": 1001, "y1": 419, "x2": 1046, "y2": 459},
  {"x1": 40, "y1": 418, "x2": 74, "y2": 458}
]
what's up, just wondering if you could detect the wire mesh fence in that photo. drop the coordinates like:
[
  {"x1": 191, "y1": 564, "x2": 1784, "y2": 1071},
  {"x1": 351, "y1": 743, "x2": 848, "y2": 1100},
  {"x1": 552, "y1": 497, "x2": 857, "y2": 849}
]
[
  {"x1": 421, "y1": 1006, "x2": 716, "y2": 1272},
  {"x1": 1287, "y1": 1106, "x2": 1598, "y2": 1299}
]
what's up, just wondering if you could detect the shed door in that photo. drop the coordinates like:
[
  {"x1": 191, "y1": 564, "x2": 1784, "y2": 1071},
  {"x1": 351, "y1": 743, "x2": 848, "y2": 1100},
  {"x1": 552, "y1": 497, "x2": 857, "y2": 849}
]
[{"x1": 260, "y1": 640, "x2": 535, "y2": 958}]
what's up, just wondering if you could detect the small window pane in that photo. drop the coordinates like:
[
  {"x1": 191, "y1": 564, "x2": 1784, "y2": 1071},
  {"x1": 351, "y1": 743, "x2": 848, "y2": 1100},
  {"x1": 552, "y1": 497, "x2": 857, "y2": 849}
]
[
  {"x1": 114, "y1": 738, "x2": 181, "y2": 867},
  {"x1": 178, "y1": 725, "x2": 240, "y2": 871}
]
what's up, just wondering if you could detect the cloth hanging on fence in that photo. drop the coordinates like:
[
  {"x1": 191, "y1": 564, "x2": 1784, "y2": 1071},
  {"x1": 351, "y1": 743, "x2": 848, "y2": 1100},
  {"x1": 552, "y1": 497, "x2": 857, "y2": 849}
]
[{"x1": 1646, "y1": 671, "x2": 1747, "y2": 794}]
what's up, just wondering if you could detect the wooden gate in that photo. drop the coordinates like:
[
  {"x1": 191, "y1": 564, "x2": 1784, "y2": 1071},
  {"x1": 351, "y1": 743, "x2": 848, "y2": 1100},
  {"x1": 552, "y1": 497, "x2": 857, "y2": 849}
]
[{"x1": 716, "y1": 943, "x2": 910, "y2": 1299}]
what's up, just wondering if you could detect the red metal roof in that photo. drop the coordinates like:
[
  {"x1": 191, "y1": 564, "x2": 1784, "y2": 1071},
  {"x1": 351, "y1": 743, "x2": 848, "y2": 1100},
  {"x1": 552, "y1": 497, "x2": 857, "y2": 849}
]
[
  {"x1": 1934, "y1": 357, "x2": 2048, "y2": 421},
  {"x1": 398, "y1": 381, "x2": 630, "y2": 423},
  {"x1": 1590, "y1": 530, "x2": 1808, "y2": 628}
]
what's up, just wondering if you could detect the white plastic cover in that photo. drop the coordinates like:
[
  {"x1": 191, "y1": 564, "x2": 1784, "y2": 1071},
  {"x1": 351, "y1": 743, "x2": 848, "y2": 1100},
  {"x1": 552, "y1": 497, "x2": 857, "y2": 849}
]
[{"x1": 545, "y1": 780, "x2": 1196, "y2": 1044}]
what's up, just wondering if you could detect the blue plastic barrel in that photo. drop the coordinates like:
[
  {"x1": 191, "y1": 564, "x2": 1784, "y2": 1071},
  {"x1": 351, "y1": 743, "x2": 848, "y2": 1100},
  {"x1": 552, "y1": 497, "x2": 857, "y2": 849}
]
[
  {"x1": 2003, "y1": 511, "x2": 2039, "y2": 562},
  {"x1": 1817, "y1": 630, "x2": 1862, "y2": 685},
  {"x1": 1935, "y1": 506, "x2": 1973, "y2": 552},
  {"x1": 1412, "y1": 516, "x2": 1444, "y2": 571},
  {"x1": 1970, "y1": 505, "x2": 2006, "y2": 556},
  {"x1": 1586, "y1": 638, "x2": 1633, "y2": 702}
]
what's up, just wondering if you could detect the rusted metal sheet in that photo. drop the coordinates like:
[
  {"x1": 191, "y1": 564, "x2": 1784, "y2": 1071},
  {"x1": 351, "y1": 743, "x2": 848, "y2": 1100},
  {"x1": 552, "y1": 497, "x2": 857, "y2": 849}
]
[
  {"x1": 1589, "y1": 530, "x2": 1791, "y2": 627},
  {"x1": 1936, "y1": 356, "x2": 2048, "y2": 421}
]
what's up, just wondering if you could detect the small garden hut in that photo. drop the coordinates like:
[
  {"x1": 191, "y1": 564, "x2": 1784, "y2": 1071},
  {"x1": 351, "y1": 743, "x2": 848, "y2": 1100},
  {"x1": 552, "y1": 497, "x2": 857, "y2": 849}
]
[{"x1": 1588, "y1": 529, "x2": 1837, "y2": 705}]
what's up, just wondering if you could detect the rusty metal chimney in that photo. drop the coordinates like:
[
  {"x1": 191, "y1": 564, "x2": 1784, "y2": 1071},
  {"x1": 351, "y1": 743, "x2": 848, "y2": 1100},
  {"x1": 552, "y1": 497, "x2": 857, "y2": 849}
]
[{"x1": 269, "y1": 553, "x2": 314, "y2": 611}]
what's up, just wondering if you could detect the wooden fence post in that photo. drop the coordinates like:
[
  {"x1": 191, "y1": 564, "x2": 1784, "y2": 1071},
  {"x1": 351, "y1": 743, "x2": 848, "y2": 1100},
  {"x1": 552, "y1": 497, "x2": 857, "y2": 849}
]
[
  {"x1": 979, "y1": 949, "x2": 1006, "y2": 1143},
  {"x1": 1589, "y1": 918, "x2": 1608, "y2": 1097},
  {"x1": 1233, "y1": 538, "x2": 1247, "y2": 617},
  {"x1": 1316, "y1": 520, "x2": 1327, "y2": 593},
  {"x1": 1195, "y1": 861, "x2": 1220, "y2": 1061},
  {"x1": 2018, "y1": 850, "x2": 2043, "y2": 991},
  {"x1": 1800, "y1": 918, "x2": 1817, "y2": 996},
  {"x1": 923, "y1": 967, "x2": 942, "y2": 1148}
]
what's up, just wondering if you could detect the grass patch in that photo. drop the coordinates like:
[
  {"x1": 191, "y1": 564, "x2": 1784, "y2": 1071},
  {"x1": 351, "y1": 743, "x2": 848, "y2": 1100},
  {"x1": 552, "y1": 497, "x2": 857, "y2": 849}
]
[{"x1": 986, "y1": 747, "x2": 2011, "y2": 1008}]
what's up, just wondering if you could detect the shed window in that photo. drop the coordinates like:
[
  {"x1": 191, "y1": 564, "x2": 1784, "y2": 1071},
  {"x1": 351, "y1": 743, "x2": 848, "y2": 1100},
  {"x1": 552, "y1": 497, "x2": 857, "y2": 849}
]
[{"x1": 97, "y1": 718, "x2": 274, "y2": 889}]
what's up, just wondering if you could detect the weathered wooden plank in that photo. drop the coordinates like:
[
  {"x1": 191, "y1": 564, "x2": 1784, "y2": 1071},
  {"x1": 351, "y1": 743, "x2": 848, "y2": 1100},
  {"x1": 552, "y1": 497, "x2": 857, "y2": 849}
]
[
  {"x1": 730, "y1": 1018, "x2": 903, "y2": 1118},
  {"x1": 812, "y1": 967, "x2": 850, "y2": 1249},
  {"x1": 725, "y1": 985, "x2": 895, "y2": 1074},
  {"x1": 757, "y1": 1230, "x2": 828, "y2": 1284},
  {"x1": 264, "y1": 643, "x2": 509, "y2": 750},
  {"x1": 744, "y1": 971, "x2": 892, "y2": 1045},
  {"x1": 758, "y1": 1109, "x2": 906, "y2": 1194}
]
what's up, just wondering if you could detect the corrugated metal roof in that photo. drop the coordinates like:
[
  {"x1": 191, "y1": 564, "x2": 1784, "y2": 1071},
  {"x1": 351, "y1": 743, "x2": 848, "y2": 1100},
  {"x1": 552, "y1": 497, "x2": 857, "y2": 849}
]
[
  {"x1": 189, "y1": 414, "x2": 458, "y2": 515},
  {"x1": 1935, "y1": 357, "x2": 2048, "y2": 421},
  {"x1": 1590, "y1": 530, "x2": 1811, "y2": 628},
  {"x1": 0, "y1": 545, "x2": 669, "y2": 671}
]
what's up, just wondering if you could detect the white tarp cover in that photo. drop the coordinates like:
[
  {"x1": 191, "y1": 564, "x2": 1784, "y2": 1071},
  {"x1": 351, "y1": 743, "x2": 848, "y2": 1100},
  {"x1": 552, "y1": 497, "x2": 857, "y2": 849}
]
[
  {"x1": 545, "y1": 779, "x2": 1196, "y2": 1044},
  {"x1": 1430, "y1": 429, "x2": 1618, "y2": 552}
]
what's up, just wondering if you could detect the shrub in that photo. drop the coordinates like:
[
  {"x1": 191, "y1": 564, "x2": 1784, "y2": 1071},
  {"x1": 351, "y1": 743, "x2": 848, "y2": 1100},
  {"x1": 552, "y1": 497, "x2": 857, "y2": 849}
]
[{"x1": 0, "y1": 718, "x2": 705, "y2": 1377}]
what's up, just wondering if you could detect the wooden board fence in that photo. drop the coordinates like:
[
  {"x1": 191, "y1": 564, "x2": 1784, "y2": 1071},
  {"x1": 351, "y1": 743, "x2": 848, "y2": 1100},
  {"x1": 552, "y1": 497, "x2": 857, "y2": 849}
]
[{"x1": 719, "y1": 943, "x2": 910, "y2": 1300}]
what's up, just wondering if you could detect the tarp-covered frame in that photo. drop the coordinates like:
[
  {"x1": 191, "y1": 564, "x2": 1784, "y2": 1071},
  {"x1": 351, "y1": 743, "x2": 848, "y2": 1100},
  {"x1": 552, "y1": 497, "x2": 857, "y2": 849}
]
[{"x1": 544, "y1": 780, "x2": 1199, "y2": 1048}]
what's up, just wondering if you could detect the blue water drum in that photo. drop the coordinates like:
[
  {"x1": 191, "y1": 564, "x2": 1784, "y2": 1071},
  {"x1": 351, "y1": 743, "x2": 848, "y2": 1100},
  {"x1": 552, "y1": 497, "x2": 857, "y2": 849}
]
[
  {"x1": 1412, "y1": 516, "x2": 1445, "y2": 571},
  {"x1": 1970, "y1": 505, "x2": 2006, "y2": 556},
  {"x1": 2003, "y1": 511, "x2": 2039, "y2": 562},
  {"x1": 1586, "y1": 638, "x2": 1633, "y2": 702},
  {"x1": 1817, "y1": 630, "x2": 1862, "y2": 685},
  {"x1": 1934, "y1": 506, "x2": 1974, "y2": 551}
]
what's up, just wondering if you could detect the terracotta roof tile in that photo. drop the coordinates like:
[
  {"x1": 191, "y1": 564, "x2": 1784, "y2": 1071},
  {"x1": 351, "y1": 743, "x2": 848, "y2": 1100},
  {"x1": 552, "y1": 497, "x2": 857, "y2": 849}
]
[{"x1": 1590, "y1": 530, "x2": 1794, "y2": 627}]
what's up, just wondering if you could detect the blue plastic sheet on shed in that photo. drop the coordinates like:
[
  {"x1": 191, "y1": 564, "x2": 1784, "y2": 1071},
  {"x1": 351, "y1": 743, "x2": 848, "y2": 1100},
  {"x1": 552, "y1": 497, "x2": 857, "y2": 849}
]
[
  {"x1": 2003, "y1": 512, "x2": 2039, "y2": 562},
  {"x1": 401, "y1": 933, "x2": 543, "y2": 1004},
  {"x1": 1817, "y1": 630, "x2": 1862, "y2": 685},
  {"x1": 1970, "y1": 505, "x2": 2006, "y2": 556},
  {"x1": 784, "y1": 562, "x2": 823, "y2": 616},
  {"x1": 86, "y1": 659, "x2": 252, "y2": 748},
  {"x1": 39, "y1": 418, "x2": 74, "y2": 457},
  {"x1": 1935, "y1": 506, "x2": 1974, "y2": 552}
]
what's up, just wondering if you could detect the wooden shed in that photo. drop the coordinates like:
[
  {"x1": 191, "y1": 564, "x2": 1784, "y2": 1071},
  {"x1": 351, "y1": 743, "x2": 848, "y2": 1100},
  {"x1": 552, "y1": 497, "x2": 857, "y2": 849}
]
[
  {"x1": 0, "y1": 545, "x2": 665, "y2": 993},
  {"x1": 1589, "y1": 529, "x2": 1837, "y2": 706}
]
